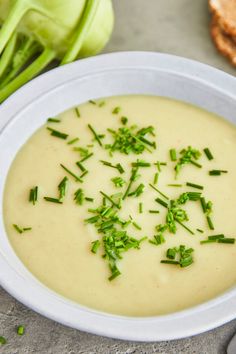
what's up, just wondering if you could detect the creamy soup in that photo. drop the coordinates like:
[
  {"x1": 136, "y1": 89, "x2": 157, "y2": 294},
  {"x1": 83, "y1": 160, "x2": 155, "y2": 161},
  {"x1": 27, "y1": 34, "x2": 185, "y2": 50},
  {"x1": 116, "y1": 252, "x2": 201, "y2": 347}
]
[{"x1": 3, "y1": 96, "x2": 236, "y2": 316}]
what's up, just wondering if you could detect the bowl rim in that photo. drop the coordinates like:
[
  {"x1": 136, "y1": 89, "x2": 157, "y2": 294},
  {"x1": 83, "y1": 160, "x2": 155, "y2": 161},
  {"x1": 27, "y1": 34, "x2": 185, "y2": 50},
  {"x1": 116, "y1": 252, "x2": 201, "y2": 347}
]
[{"x1": 0, "y1": 51, "x2": 236, "y2": 342}]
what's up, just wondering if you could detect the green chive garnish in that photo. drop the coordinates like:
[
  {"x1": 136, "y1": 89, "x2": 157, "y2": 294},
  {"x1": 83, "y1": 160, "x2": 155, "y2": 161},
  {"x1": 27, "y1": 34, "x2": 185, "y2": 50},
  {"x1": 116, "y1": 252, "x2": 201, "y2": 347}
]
[
  {"x1": 170, "y1": 149, "x2": 177, "y2": 161},
  {"x1": 47, "y1": 127, "x2": 68, "y2": 139},
  {"x1": 60, "y1": 164, "x2": 82, "y2": 182},
  {"x1": 132, "y1": 160, "x2": 151, "y2": 167},
  {"x1": 100, "y1": 160, "x2": 124, "y2": 174},
  {"x1": 13, "y1": 224, "x2": 23, "y2": 233},
  {"x1": 139, "y1": 202, "x2": 143, "y2": 213},
  {"x1": 44, "y1": 197, "x2": 62, "y2": 204},
  {"x1": 67, "y1": 137, "x2": 79, "y2": 145},
  {"x1": 98, "y1": 101, "x2": 106, "y2": 107},
  {"x1": 91, "y1": 240, "x2": 100, "y2": 253},
  {"x1": 153, "y1": 172, "x2": 159, "y2": 185},
  {"x1": 79, "y1": 152, "x2": 93, "y2": 163},
  {"x1": 132, "y1": 221, "x2": 142, "y2": 230},
  {"x1": 123, "y1": 167, "x2": 139, "y2": 200},
  {"x1": 208, "y1": 234, "x2": 224, "y2": 240},
  {"x1": 0, "y1": 336, "x2": 7, "y2": 344},
  {"x1": 161, "y1": 260, "x2": 179, "y2": 265},
  {"x1": 76, "y1": 161, "x2": 86, "y2": 172},
  {"x1": 100, "y1": 191, "x2": 121, "y2": 209},
  {"x1": 111, "y1": 176, "x2": 125, "y2": 188},
  {"x1": 121, "y1": 116, "x2": 128, "y2": 125},
  {"x1": 218, "y1": 238, "x2": 235, "y2": 244},
  {"x1": 88, "y1": 124, "x2": 103, "y2": 146},
  {"x1": 112, "y1": 106, "x2": 121, "y2": 114},
  {"x1": 17, "y1": 325, "x2": 25, "y2": 336},
  {"x1": 209, "y1": 170, "x2": 228, "y2": 176},
  {"x1": 200, "y1": 197, "x2": 207, "y2": 213},
  {"x1": 148, "y1": 210, "x2": 160, "y2": 214},
  {"x1": 155, "y1": 198, "x2": 168, "y2": 208},
  {"x1": 167, "y1": 184, "x2": 182, "y2": 187},
  {"x1": 29, "y1": 186, "x2": 38, "y2": 205},
  {"x1": 85, "y1": 197, "x2": 94, "y2": 202},
  {"x1": 58, "y1": 176, "x2": 68, "y2": 201},
  {"x1": 149, "y1": 183, "x2": 169, "y2": 200},
  {"x1": 186, "y1": 182, "x2": 204, "y2": 190},
  {"x1": 204, "y1": 148, "x2": 213, "y2": 160},
  {"x1": 75, "y1": 107, "x2": 80, "y2": 117},
  {"x1": 207, "y1": 216, "x2": 214, "y2": 230},
  {"x1": 89, "y1": 100, "x2": 96, "y2": 105},
  {"x1": 196, "y1": 229, "x2": 204, "y2": 233},
  {"x1": 47, "y1": 118, "x2": 60, "y2": 123},
  {"x1": 176, "y1": 220, "x2": 195, "y2": 235}
]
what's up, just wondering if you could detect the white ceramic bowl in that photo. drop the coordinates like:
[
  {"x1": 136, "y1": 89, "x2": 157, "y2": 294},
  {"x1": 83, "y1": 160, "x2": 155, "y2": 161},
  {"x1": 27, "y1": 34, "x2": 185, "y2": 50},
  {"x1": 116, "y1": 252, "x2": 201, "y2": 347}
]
[{"x1": 0, "y1": 52, "x2": 236, "y2": 342}]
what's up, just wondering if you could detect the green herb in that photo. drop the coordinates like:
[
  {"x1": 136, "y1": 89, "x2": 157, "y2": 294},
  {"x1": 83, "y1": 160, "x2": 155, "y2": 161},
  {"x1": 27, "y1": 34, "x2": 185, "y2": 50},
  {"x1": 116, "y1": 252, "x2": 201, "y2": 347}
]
[
  {"x1": 76, "y1": 161, "x2": 86, "y2": 172},
  {"x1": 29, "y1": 186, "x2": 38, "y2": 205},
  {"x1": 112, "y1": 106, "x2": 121, "y2": 114},
  {"x1": 78, "y1": 152, "x2": 93, "y2": 163},
  {"x1": 58, "y1": 176, "x2": 68, "y2": 201},
  {"x1": 88, "y1": 124, "x2": 103, "y2": 146},
  {"x1": 47, "y1": 118, "x2": 60, "y2": 123},
  {"x1": 123, "y1": 167, "x2": 139, "y2": 200},
  {"x1": 132, "y1": 221, "x2": 142, "y2": 230},
  {"x1": 176, "y1": 220, "x2": 195, "y2": 235},
  {"x1": 153, "y1": 172, "x2": 159, "y2": 185},
  {"x1": 200, "y1": 239, "x2": 216, "y2": 244},
  {"x1": 0, "y1": 336, "x2": 6, "y2": 345},
  {"x1": 75, "y1": 107, "x2": 80, "y2": 117},
  {"x1": 100, "y1": 191, "x2": 121, "y2": 209},
  {"x1": 85, "y1": 197, "x2": 94, "y2": 202},
  {"x1": 148, "y1": 210, "x2": 160, "y2": 214},
  {"x1": 200, "y1": 234, "x2": 235, "y2": 244},
  {"x1": 203, "y1": 148, "x2": 213, "y2": 160},
  {"x1": 167, "y1": 184, "x2": 182, "y2": 187},
  {"x1": 154, "y1": 161, "x2": 167, "y2": 172},
  {"x1": 174, "y1": 146, "x2": 201, "y2": 177},
  {"x1": 111, "y1": 177, "x2": 125, "y2": 188},
  {"x1": 91, "y1": 240, "x2": 100, "y2": 253},
  {"x1": 209, "y1": 170, "x2": 228, "y2": 176},
  {"x1": 47, "y1": 127, "x2": 68, "y2": 140},
  {"x1": 196, "y1": 229, "x2": 204, "y2": 233},
  {"x1": 218, "y1": 238, "x2": 235, "y2": 244},
  {"x1": 80, "y1": 170, "x2": 88, "y2": 178},
  {"x1": 44, "y1": 197, "x2": 62, "y2": 204},
  {"x1": 161, "y1": 245, "x2": 194, "y2": 268},
  {"x1": 186, "y1": 182, "x2": 203, "y2": 190},
  {"x1": 13, "y1": 224, "x2": 23, "y2": 233},
  {"x1": 73, "y1": 147, "x2": 90, "y2": 159},
  {"x1": 89, "y1": 100, "x2": 96, "y2": 105},
  {"x1": 169, "y1": 148, "x2": 177, "y2": 161},
  {"x1": 121, "y1": 116, "x2": 128, "y2": 125},
  {"x1": 128, "y1": 183, "x2": 145, "y2": 197},
  {"x1": 106, "y1": 125, "x2": 156, "y2": 155},
  {"x1": 22, "y1": 227, "x2": 32, "y2": 231},
  {"x1": 208, "y1": 234, "x2": 224, "y2": 240},
  {"x1": 200, "y1": 197, "x2": 207, "y2": 213},
  {"x1": 17, "y1": 325, "x2": 25, "y2": 336},
  {"x1": 207, "y1": 216, "x2": 214, "y2": 230},
  {"x1": 155, "y1": 198, "x2": 168, "y2": 208},
  {"x1": 100, "y1": 160, "x2": 125, "y2": 174},
  {"x1": 60, "y1": 164, "x2": 82, "y2": 182},
  {"x1": 132, "y1": 160, "x2": 151, "y2": 167},
  {"x1": 149, "y1": 232, "x2": 165, "y2": 246},
  {"x1": 149, "y1": 183, "x2": 169, "y2": 200},
  {"x1": 67, "y1": 137, "x2": 79, "y2": 145},
  {"x1": 139, "y1": 202, "x2": 143, "y2": 213},
  {"x1": 98, "y1": 101, "x2": 106, "y2": 107}
]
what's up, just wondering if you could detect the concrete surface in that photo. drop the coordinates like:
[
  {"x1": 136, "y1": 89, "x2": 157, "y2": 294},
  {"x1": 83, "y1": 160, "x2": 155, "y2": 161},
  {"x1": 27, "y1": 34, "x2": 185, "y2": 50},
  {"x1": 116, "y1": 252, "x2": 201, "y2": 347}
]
[{"x1": 1, "y1": 0, "x2": 236, "y2": 353}]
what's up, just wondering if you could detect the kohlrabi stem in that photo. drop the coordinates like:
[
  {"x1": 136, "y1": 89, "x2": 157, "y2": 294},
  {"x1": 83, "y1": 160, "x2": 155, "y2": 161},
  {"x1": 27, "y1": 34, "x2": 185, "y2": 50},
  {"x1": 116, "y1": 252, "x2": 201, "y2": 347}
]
[
  {"x1": 0, "y1": 0, "x2": 31, "y2": 54},
  {"x1": 0, "y1": 37, "x2": 40, "y2": 88},
  {"x1": 0, "y1": 33, "x2": 17, "y2": 78},
  {"x1": 0, "y1": 47, "x2": 55, "y2": 103},
  {"x1": 61, "y1": 0, "x2": 100, "y2": 65}
]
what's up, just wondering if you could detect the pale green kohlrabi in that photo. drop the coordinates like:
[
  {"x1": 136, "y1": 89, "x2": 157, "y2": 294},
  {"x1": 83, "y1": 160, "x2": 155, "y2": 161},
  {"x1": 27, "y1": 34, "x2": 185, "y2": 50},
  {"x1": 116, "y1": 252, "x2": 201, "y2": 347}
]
[{"x1": 0, "y1": 0, "x2": 114, "y2": 103}]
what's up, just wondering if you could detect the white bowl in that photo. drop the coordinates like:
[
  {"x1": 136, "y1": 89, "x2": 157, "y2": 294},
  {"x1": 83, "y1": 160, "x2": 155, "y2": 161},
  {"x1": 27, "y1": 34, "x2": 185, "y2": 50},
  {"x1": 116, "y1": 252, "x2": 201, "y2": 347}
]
[{"x1": 0, "y1": 52, "x2": 236, "y2": 342}]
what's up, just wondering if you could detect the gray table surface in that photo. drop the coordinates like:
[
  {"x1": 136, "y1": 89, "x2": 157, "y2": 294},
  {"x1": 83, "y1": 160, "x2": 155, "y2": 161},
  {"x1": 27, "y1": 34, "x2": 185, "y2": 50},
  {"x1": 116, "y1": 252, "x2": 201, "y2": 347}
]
[{"x1": 1, "y1": 1, "x2": 236, "y2": 353}]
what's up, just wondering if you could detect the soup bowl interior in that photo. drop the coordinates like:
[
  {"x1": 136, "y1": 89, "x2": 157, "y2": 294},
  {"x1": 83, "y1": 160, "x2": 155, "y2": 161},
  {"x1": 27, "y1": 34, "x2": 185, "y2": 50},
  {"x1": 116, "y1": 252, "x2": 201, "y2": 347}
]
[{"x1": 0, "y1": 52, "x2": 236, "y2": 341}]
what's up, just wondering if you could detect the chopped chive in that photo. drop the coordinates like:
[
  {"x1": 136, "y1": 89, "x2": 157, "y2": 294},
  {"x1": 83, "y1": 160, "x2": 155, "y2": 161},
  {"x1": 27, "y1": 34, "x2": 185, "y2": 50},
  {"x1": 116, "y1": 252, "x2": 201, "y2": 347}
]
[
  {"x1": 132, "y1": 221, "x2": 142, "y2": 230},
  {"x1": 190, "y1": 160, "x2": 202, "y2": 168},
  {"x1": 207, "y1": 216, "x2": 214, "y2": 230},
  {"x1": 112, "y1": 106, "x2": 121, "y2": 114},
  {"x1": 170, "y1": 149, "x2": 177, "y2": 161},
  {"x1": 44, "y1": 197, "x2": 62, "y2": 204},
  {"x1": 60, "y1": 164, "x2": 82, "y2": 182},
  {"x1": 22, "y1": 227, "x2": 32, "y2": 231},
  {"x1": 85, "y1": 197, "x2": 94, "y2": 202},
  {"x1": 47, "y1": 118, "x2": 60, "y2": 123},
  {"x1": 153, "y1": 172, "x2": 159, "y2": 185},
  {"x1": 148, "y1": 210, "x2": 160, "y2": 214},
  {"x1": 149, "y1": 183, "x2": 169, "y2": 200},
  {"x1": 79, "y1": 152, "x2": 93, "y2": 163},
  {"x1": 13, "y1": 224, "x2": 23, "y2": 233},
  {"x1": 155, "y1": 198, "x2": 168, "y2": 208},
  {"x1": 200, "y1": 239, "x2": 216, "y2": 244},
  {"x1": 161, "y1": 260, "x2": 179, "y2": 265},
  {"x1": 176, "y1": 220, "x2": 195, "y2": 235},
  {"x1": 29, "y1": 186, "x2": 38, "y2": 205},
  {"x1": 139, "y1": 202, "x2": 143, "y2": 213},
  {"x1": 98, "y1": 101, "x2": 105, "y2": 107},
  {"x1": 128, "y1": 183, "x2": 145, "y2": 197},
  {"x1": 67, "y1": 137, "x2": 79, "y2": 145},
  {"x1": 89, "y1": 100, "x2": 96, "y2": 105},
  {"x1": 0, "y1": 336, "x2": 6, "y2": 344},
  {"x1": 47, "y1": 127, "x2": 68, "y2": 139},
  {"x1": 58, "y1": 176, "x2": 68, "y2": 201},
  {"x1": 108, "y1": 263, "x2": 121, "y2": 281},
  {"x1": 207, "y1": 234, "x2": 224, "y2": 240},
  {"x1": 76, "y1": 161, "x2": 86, "y2": 172},
  {"x1": 121, "y1": 116, "x2": 128, "y2": 125},
  {"x1": 85, "y1": 215, "x2": 100, "y2": 223},
  {"x1": 132, "y1": 161, "x2": 151, "y2": 167},
  {"x1": 111, "y1": 176, "x2": 125, "y2": 188},
  {"x1": 91, "y1": 240, "x2": 100, "y2": 253},
  {"x1": 80, "y1": 170, "x2": 88, "y2": 178},
  {"x1": 17, "y1": 325, "x2": 25, "y2": 336},
  {"x1": 204, "y1": 148, "x2": 213, "y2": 160},
  {"x1": 100, "y1": 191, "x2": 121, "y2": 209},
  {"x1": 209, "y1": 170, "x2": 228, "y2": 176},
  {"x1": 88, "y1": 124, "x2": 103, "y2": 147},
  {"x1": 167, "y1": 184, "x2": 182, "y2": 187},
  {"x1": 200, "y1": 197, "x2": 207, "y2": 213},
  {"x1": 75, "y1": 107, "x2": 80, "y2": 117},
  {"x1": 186, "y1": 182, "x2": 204, "y2": 190},
  {"x1": 123, "y1": 168, "x2": 138, "y2": 200},
  {"x1": 74, "y1": 188, "x2": 84, "y2": 205},
  {"x1": 154, "y1": 161, "x2": 167, "y2": 172},
  {"x1": 196, "y1": 229, "x2": 204, "y2": 233},
  {"x1": 218, "y1": 238, "x2": 235, "y2": 244}
]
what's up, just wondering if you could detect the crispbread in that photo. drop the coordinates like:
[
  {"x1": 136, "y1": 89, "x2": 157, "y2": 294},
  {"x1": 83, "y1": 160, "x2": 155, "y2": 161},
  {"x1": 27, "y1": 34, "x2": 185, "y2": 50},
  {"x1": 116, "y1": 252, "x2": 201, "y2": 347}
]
[
  {"x1": 211, "y1": 16, "x2": 236, "y2": 66},
  {"x1": 209, "y1": 0, "x2": 236, "y2": 37}
]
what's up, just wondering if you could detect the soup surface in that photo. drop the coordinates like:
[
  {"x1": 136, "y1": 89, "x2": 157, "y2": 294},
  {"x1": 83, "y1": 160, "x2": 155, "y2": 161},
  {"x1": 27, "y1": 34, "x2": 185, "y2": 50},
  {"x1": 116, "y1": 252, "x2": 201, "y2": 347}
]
[{"x1": 3, "y1": 96, "x2": 236, "y2": 316}]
